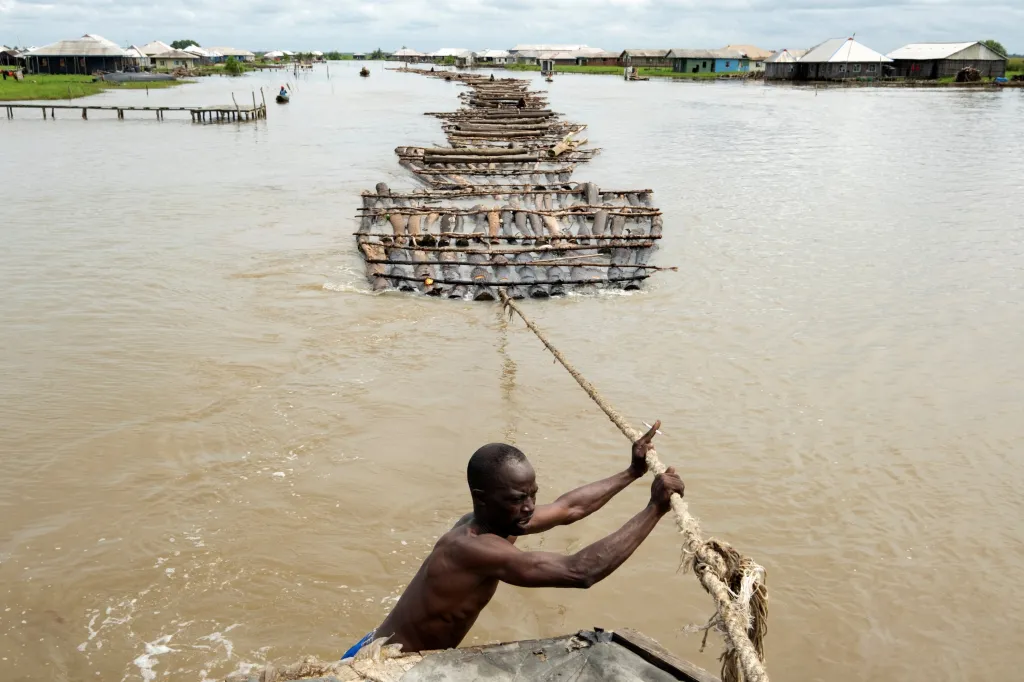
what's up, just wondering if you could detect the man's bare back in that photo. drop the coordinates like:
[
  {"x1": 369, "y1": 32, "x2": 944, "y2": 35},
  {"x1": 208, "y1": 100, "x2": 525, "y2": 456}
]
[{"x1": 364, "y1": 424, "x2": 684, "y2": 655}]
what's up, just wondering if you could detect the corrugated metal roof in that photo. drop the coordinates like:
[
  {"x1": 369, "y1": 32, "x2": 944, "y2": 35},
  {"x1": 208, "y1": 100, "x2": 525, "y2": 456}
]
[
  {"x1": 511, "y1": 44, "x2": 594, "y2": 52},
  {"x1": 124, "y1": 45, "x2": 149, "y2": 59},
  {"x1": 585, "y1": 51, "x2": 621, "y2": 59},
  {"x1": 149, "y1": 48, "x2": 200, "y2": 60},
  {"x1": 183, "y1": 45, "x2": 214, "y2": 57},
  {"x1": 140, "y1": 40, "x2": 173, "y2": 56},
  {"x1": 392, "y1": 48, "x2": 423, "y2": 57},
  {"x1": 430, "y1": 48, "x2": 473, "y2": 57},
  {"x1": 667, "y1": 48, "x2": 745, "y2": 60},
  {"x1": 886, "y1": 41, "x2": 1003, "y2": 60},
  {"x1": 27, "y1": 34, "x2": 127, "y2": 57},
  {"x1": 207, "y1": 46, "x2": 256, "y2": 57},
  {"x1": 476, "y1": 49, "x2": 511, "y2": 58},
  {"x1": 621, "y1": 49, "x2": 670, "y2": 58},
  {"x1": 800, "y1": 38, "x2": 891, "y2": 63},
  {"x1": 725, "y1": 44, "x2": 774, "y2": 60},
  {"x1": 764, "y1": 48, "x2": 807, "y2": 64}
]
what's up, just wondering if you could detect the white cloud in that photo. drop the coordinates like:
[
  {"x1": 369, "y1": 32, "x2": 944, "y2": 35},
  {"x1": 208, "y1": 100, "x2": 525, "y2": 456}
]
[{"x1": 2, "y1": 0, "x2": 1021, "y2": 54}]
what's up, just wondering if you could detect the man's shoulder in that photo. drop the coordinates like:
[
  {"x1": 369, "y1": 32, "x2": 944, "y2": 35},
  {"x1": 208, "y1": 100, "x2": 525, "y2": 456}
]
[{"x1": 440, "y1": 522, "x2": 513, "y2": 561}]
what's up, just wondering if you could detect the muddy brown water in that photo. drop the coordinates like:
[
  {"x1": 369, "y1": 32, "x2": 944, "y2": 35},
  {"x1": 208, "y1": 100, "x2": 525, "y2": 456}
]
[{"x1": 2, "y1": 62, "x2": 1023, "y2": 681}]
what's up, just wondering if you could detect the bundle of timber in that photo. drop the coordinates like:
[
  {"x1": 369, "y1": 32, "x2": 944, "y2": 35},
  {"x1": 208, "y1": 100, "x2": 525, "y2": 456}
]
[{"x1": 357, "y1": 69, "x2": 672, "y2": 299}]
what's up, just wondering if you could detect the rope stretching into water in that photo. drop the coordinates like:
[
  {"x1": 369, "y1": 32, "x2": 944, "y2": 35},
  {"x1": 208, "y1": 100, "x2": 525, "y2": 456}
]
[{"x1": 498, "y1": 291, "x2": 769, "y2": 682}]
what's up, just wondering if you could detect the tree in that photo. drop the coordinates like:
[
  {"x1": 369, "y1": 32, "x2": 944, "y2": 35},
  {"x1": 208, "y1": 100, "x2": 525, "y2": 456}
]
[
  {"x1": 370, "y1": 48, "x2": 386, "y2": 60},
  {"x1": 224, "y1": 55, "x2": 244, "y2": 75},
  {"x1": 171, "y1": 40, "x2": 200, "y2": 50},
  {"x1": 982, "y1": 39, "x2": 1007, "y2": 56}
]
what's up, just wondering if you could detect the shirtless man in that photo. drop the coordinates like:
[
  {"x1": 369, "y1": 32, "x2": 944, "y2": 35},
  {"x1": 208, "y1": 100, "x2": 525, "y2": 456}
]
[{"x1": 342, "y1": 421, "x2": 684, "y2": 658}]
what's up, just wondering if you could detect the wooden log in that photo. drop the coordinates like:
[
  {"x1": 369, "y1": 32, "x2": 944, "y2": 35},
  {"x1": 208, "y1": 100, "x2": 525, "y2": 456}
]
[
  {"x1": 455, "y1": 123, "x2": 551, "y2": 132},
  {"x1": 422, "y1": 155, "x2": 539, "y2": 164},
  {"x1": 388, "y1": 213, "x2": 408, "y2": 242},
  {"x1": 487, "y1": 210, "x2": 500, "y2": 242},
  {"x1": 375, "y1": 272, "x2": 648, "y2": 288},
  {"x1": 420, "y1": 147, "x2": 529, "y2": 156},
  {"x1": 449, "y1": 131, "x2": 549, "y2": 138}
]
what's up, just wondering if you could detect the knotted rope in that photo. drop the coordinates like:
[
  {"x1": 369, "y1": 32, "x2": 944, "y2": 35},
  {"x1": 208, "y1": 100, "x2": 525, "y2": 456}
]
[{"x1": 498, "y1": 292, "x2": 769, "y2": 682}]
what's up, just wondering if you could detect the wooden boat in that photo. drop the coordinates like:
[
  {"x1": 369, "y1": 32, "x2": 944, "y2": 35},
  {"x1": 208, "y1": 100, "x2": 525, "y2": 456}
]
[
  {"x1": 276, "y1": 93, "x2": 289, "y2": 103},
  {"x1": 224, "y1": 628, "x2": 720, "y2": 681},
  {"x1": 360, "y1": 67, "x2": 370, "y2": 77}
]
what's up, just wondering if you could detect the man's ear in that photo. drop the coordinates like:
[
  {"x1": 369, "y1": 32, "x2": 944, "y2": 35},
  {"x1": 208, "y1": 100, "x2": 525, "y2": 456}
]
[{"x1": 470, "y1": 487, "x2": 487, "y2": 507}]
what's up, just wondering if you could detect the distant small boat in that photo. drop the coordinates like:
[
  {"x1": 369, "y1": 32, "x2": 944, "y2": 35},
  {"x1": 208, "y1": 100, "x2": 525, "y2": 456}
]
[
  {"x1": 276, "y1": 93, "x2": 289, "y2": 103},
  {"x1": 360, "y1": 67, "x2": 370, "y2": 77}
]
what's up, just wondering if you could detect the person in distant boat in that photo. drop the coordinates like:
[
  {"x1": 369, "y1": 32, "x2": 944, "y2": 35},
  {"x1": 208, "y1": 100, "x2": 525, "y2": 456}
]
[
  {"x1": 342, "y1": 421, "x2": 684, "y2": 659},
  {"x1": 279, "y1": 85, "x2": 287, "y2": 97}
]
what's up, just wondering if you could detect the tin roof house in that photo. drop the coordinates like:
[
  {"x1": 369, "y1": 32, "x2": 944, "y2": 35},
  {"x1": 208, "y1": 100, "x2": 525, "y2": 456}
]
[
  {"x1": 886, "y1": 42, "x2": 1007, "y2": 79},
  {"x1": 764, "y1": 48, "x2": 807, "y2": 80},
  {"x1": 24, "y1": 34, "x2": 128, "y2": 74},
  {"x1": 790, "y1": 37, "x2": 891, "y2": 81}
]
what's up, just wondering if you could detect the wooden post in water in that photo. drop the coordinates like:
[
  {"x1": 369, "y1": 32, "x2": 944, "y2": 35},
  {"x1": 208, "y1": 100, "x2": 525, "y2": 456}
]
[{"x1": 81, "y1": 108, "x2": 87, "y2": 120}]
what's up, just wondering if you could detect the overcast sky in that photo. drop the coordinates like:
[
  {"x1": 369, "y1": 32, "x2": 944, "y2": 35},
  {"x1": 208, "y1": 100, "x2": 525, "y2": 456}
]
[{"x1": 1, "y1": 0, "x2": 1021, "y2": 54}]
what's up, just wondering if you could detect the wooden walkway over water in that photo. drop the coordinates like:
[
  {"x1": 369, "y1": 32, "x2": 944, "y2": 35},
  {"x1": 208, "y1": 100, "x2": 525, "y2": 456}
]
[{"x1": 3, "y1": 101, "x2": 268, "y2": 123}]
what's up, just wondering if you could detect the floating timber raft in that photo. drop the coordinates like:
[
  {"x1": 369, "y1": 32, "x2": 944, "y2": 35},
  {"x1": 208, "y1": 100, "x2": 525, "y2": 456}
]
[
  {"x1": 358, "y1": 70, "x2": 668, "y2": 299},
  {"x1": 224, "y1": 628, "x2": 719, "y2": 682}
]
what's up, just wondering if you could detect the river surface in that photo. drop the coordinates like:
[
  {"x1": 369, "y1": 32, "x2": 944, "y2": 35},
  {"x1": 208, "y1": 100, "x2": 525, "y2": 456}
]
[{"x1": 1, "y1": 61, "x2": 1023, "y2": 681}]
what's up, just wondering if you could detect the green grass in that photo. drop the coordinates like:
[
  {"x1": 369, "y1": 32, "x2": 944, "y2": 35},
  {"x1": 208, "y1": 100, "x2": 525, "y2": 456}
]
[
  {"x1": 1008, "y1": 57, "x2": 1023, "y2": 77},
  {"x1": 0, "y1": 73, "x2": 192, "y2": 101}
]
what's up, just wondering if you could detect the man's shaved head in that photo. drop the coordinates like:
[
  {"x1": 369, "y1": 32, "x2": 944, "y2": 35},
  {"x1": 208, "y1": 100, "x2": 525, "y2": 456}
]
[
  {"x1": 467, "y1": 443, "x2": 536, "y2": 537},
  {"x1": 467, "y1": 443, "x2": 527, "y2": 492}
]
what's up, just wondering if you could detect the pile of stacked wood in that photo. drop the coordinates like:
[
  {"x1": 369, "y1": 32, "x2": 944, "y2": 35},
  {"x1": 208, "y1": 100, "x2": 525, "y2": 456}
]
[
  {"x1": 955, "y1": 66, "x2": 982, "y2": 83},
  {"x1": 357, "y1": 70, "x2": 669, "y2": 299}
]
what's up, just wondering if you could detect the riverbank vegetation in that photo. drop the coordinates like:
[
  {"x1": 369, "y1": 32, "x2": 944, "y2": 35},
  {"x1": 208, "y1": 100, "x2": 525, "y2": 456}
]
[{"x1": 0, "y1": 74, "x2": 191, "y2": 101}]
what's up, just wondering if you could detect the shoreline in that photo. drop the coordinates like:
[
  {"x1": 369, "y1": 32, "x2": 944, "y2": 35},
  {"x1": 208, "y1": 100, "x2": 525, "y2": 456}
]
[{"x1": 0, "y1": 74, "x2": 196, "y2": 102}]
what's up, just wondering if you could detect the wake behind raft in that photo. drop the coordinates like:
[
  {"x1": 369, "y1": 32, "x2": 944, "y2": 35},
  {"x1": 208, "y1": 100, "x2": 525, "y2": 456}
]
[{"x1": 355, "y1": 70, "x2": 673, "y2": 300}]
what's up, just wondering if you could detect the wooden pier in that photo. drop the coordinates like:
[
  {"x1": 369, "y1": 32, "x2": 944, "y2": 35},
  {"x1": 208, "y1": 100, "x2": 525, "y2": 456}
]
[
  {"x1": 357, "y1": 69, "x2": 670, "y2": 300},
  {"x1": 3, "y1": 101, "x2": 267, "y2": 123}
]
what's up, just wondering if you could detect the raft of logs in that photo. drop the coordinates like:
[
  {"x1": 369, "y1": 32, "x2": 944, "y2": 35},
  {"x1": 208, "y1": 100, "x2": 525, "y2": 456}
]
[{"x1": 358, "y1": 70, "x2": 669, "y2": 299}]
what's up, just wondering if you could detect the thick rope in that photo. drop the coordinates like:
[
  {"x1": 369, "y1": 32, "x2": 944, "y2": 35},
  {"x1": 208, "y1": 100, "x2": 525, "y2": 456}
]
[{"x1": 498, "y1": 292, "x2": 769, "y2": 682}]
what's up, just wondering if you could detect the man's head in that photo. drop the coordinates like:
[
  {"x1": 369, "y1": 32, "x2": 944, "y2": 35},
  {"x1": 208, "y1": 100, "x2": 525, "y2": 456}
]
[{"x1": 467, "y1": 443, "x2": 537, "y2": 537}]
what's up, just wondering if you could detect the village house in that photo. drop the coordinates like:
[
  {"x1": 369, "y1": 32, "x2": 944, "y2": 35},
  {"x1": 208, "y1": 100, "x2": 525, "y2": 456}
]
[
  {"x1": 510, "y1": 45, "x2": 598, "y2": 65},
  {"x1": 577, "y1": 51, "x2": 622, "y2": 67},
  {"x1": 620, "y1": 49, "x2": 671, "y2": 68},
  {"x1": 1, "y1": 45, "x2": 26, "y2": 69},
  {"x1": 23, "y1": 34, "x2": 129, "y2": 74},
  {"x1": 207, "y1": 47, "x2": 256, "y2": 63},
  {"x1": 475, "y1": 49, "x2": 511, "y2": 66},
  {"x1": 183, "y1": 45, "x2": 218, "y2": 65},
  {"x1": 789, "y1": 37, "x2": 891, "y2": 81},
  {"x1": 725, "y1": 44, "x2": 774, "y2": 72},
  {"x1": 667, "y1": 49, "x2": 748, "y2": 74},
  {"x1": 124, "y1": 45, "x2": 151, "y2": 69},
  {"x1": 140, "y1": 41, "x2": 200, "y2": 69},
  {"x1": 886, "y1": 42, "x2": 1007, "y2": 79},
  {"x1": 429, "y1": 49, "x2": 475, "y2": 67},
  {"x1": 763, "y1": 49, "x2": 807, "y2": 80},
  {"x1": 391, "y1": 48, "x2": 425, "y2": 63}
]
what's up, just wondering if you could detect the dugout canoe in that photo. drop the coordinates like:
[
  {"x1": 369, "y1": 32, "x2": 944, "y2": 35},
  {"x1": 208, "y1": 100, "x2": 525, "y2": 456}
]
[{"x1": 224, "y1": 628, "x2": 719, "y2": 682}]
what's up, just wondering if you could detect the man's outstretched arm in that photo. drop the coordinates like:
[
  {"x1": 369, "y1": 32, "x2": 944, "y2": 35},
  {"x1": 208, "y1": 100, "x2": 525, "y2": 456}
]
[
  {"x1": 464, "y1": 468, "x2": 683, "y2": 588},
  {"x1": 523, "y1": 420, "x2": 661, "y2": 534}
]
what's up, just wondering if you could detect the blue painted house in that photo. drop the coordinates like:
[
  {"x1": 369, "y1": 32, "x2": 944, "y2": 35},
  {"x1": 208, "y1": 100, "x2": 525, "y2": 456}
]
[
  {"x1": 668, "y1": 48, "x2": 748, "y2": 74},
  {"x1": 714, "y1": 51, "x2": 748, "y2": 72}
]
